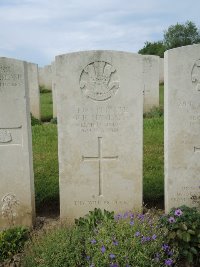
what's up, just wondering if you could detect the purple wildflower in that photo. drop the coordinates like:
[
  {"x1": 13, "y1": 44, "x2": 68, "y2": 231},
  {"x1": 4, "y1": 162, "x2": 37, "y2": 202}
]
[
  {"x1": 91, "y1": 239, "x2": 97, "y2": 244},
  {"x1": 162, "y1": 244, "x2": 170, "y2": 252},
  {"x1": 135, "y1": 231, "x2": 140, "y2": 237},
  {"x1": 174, "y1": 209, "x2": 183, "y2": 217},
  {"x1": 168, "y1": 217, "x2": 176, "y2": 223},
  {"x1": 152, "y1": 234, "x2": 157, "y2": 240},
  {"x1": 101, "y1": 245, "x2": 106, "y2": 253},
  {"x1": 113, "y1": 240, "x2": 118, "y2": 246},
  {"x1": 86, "y1": 255, "x2": 90, "y2": 260},
  {"x1": 110, "y1": 264, "x2": 118, "y2": 267},
  {"x1": 165, "y1": 258, "x2": 173, "y2": 266},
  {"x1": 130, "y1": 213, "x2": 134, "y2": 219},
  {"x1": 123, "y1": 212, "x2": 129, "y2": 218},
  {"x1": 109, "y1": 254, "x2": 116, "y2": 259},
  {"x1": 130, "y1": 220, "x2": 134, "y2": 226}
]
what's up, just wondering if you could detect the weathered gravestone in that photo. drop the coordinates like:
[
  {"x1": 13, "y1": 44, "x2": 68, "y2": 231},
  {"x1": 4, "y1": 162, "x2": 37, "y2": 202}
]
[
  {"x1": 159, "y1": 58, "x2": 164, "y2": 84},
  {"x1": 38, "y1": 65, "x2": 52, "y2": 90},
  {"x1": 165, "y1": 44, "x2": 200, "y2": 212},
  {"x1": 0, "y1": 57, "x2": 35, "y2": 229},
  {"x1": 51, "y1": 61, "x2": 57, "y2": 118},
  {"x1": 27, "y1": 62, "x2": 40, "y2": 120},
  {"x1": 143, "y1": 55, "x2": 159, "y2": 113},
  {"x1": 55, "y1": 51, "x2": 143, "y2": 222}
]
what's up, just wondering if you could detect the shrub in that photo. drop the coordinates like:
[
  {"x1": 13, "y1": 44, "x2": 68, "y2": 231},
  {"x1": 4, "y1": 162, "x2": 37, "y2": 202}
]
[
  {"x1": 22, "y1": 210, "x2": 179, "y2": 267},
  {"x1": 75, "y1": 208, "x2": 114, "y2": 230},
  {"x1": 160, "y1": 206, "x2": 200, "y2": 266},
  {"x1": 85, "y1": 211, "x2": 178, "y2": 267},
  {"x1": 0, "y1": 227, "x2": 29, "y2": 262}
]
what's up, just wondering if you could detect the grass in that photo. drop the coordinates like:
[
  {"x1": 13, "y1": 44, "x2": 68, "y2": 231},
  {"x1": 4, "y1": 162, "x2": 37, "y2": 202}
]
[
  {"x1": 33, "y1": 86, "x2": 164, "y2": 212},
  {"x1": 32, "y1": 124, "x2": 59, "y2": 214},
  {"x1": 40, "y1": 90, "x2": 53, "y2": 122}
]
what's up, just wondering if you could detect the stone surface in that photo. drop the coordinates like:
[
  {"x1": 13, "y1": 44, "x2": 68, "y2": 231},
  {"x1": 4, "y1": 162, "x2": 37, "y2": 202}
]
[
  {"x1": 159, "y1": 58, "x2": 164, "y2": 84},
  {"x1": 56, "y1": 51, "x2": 143, "y2": 223},
  {"x1": 143, "y1": 55, "x2": 159, "y2": 113},
  {"x1": 165, "y1": 44, "x2": 200, "y2": 212},
  {"x1": 51, "y1": 61, "x2": 57, "y2": 118},
  {"x1": 0, "y1": 57, "x2": 35, "y2": 229},
  {"x1": 27, "y1": 62, "x2": 40, "y2": 119},
  {"x1": 38, "y1": 65, "x2": 52, "y2": 90}
]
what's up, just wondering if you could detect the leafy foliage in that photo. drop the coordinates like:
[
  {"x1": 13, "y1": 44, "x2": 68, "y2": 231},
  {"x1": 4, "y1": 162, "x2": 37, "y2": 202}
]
[
  {"x1": 75, "y1": 208, "x2": 114, "y2": 230},
  {"x1": 0, "y1": 227, "x2": 29, "y2": 262},
  {"x1": 22, "y1": 210, "x2": 179, "y2": 267},
  {"x1": 164, "y1": 21, "x2": 200, "y2": 50},
  {"x1": 160, "y1": 206, "x2": 200, "y2": 266},
  {"x1": 138, "y1": 41, "x2": 166, "y2": 58}
]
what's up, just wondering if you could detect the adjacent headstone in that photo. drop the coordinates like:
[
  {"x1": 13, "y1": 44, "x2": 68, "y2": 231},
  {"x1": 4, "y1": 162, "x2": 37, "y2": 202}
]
[
  {"x1": 56, "y1": 51, "x2": 143, "y2": 223},
  {"x1": 165, "y1": 44, "x2": 200, "y2": 212},
  {"x1": 159, "y1": 58, "x2": 164, "y2": 84},
  {"x1": 27, "y1": 62, "x2": 41, "y2": 119},
  {"x1": 143, "y1": 55, "x2": 159, "y2": 113},
  {"x1": 0, "y1": 57, "x2": 35, "y2": 229},
  {"x1": 51, "y1": 61, "x2": 57, "y2": 118},
  {"x1": 38, "y1": 65, "x2": 52, "y2": 90}
]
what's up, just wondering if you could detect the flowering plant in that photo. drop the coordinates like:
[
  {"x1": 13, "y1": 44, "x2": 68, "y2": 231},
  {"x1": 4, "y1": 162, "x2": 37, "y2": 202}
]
[
  {"x1": 160, "y1": 205, "x2": 200, "y2": 266},
  {"x1": 84, "y1": 211, "x2": 178, "y2": 267}
]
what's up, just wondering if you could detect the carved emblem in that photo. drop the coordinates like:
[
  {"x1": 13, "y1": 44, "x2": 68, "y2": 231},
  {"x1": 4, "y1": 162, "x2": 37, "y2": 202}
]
[
  {"x1": 0, "y1": 129, "x2": 12, "y2": 143},
  {"x1": 191, "y1": 59, "x2": 200, "y2": 91},
  {"x1": 80, "y1": 61, "x2": 119, "y2": 101}
]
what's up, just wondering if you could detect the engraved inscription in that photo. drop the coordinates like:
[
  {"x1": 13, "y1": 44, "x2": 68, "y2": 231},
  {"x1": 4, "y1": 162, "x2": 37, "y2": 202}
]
[
  {"x1": 0, "y1": 65, "x2": 23, "y2": 88},
  {"x1": 74, "y1": 200, "x2": 128, "y2": 206},
  {"x1": 82, "y1": 137, "x2": 118, "y2": 196},
  {"x1": 0, "y1": 130, "x2": 12, "y2": 143},
  {"x1": 74, "y1": 105, "x2": 128, "y2": 133},
  {"x1": 80, "y1": 61, "x2": 119, "y2": 101},
  {"x1": 191, "y1": 59, "x2": 200, "y2": 91}
]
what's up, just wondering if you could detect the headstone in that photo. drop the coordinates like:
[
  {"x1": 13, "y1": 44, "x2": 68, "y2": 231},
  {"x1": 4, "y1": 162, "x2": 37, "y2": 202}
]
[
  {"x1": 56, "y1": 51, "x2": 143, "y2": 223},
  {"x1": 0, "y1": 57, "x2": 35, "y2": 229},
  {"x1": 51, "y1": 61, "x2": 57, "y2": 118},
  {"x1": 165, "y1": 44, "x2": 200, "y2": 212},
  {"x1": 38, "y1": 65, "x2": 52, "y2": 90},
  {"x1": 27, "y1": 62, "x2": 41, "y2": 119},
  {"x1": 159, "y1": 58, "x2": 164, "y2": 84},
  {"x1": 143, "y1": 55, "x2": 159, "y2": 113}
]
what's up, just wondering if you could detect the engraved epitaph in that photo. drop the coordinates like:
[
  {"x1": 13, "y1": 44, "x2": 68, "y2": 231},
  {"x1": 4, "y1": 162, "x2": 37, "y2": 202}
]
[{"x1": 56, "y1": 51, "x2": 143, "y2": 223}]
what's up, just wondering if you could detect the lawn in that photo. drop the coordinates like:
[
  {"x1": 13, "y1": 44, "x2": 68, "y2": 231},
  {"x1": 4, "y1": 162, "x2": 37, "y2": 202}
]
[{"x1": 33, "y1": 86, "x2": 164, "y2": 212}]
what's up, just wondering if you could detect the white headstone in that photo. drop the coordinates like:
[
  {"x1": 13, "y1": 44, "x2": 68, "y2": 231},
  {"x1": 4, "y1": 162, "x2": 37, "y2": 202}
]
[
  {"x1": 159, "y1": 58, "x2": 164, "y2": 84},
  {"x1": 27, "y1": 62, "x2": 40, "y2": 119},
  {"x1": 0, "y1": 57, "x2": 35, "y2": 229},
  {"x1": 165, "y1": 44, "x2": 200, "y2": 212},
  {"x1": 39, "y1": 65, "x2": 52, "y2": 90},
  {"x1": 143, "y1": 55, "x2": 159, "y2": 113},
  {"x1": 51, "y1": 61, "x2": 57, "y2": 118},
  {"x1": 56, "y1": 51, "x2": 143, "y2": 223}
]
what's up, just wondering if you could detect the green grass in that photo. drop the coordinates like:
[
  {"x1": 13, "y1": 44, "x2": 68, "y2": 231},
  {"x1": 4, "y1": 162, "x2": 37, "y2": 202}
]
[
  {"x1": 32, "y1": 124, "x2": 59, "y2": 212},
  {"x1": 33, "y1": 85, "x2": 164, "y2": 211},
  {"x1": 159, "y1": 84, "x2": 164, "y2": 108},
  {"x1": 40, "y1": 91, "x2": 53, "y2": 122}
]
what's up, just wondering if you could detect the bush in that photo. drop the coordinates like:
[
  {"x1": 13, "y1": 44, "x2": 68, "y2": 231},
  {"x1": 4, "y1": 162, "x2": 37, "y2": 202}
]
[
  {"x1": 160, "y1": 206, "x2": 200, "y2": 266},
  {"x1": 0, "y1": 227, "x2": 29, "y2": 262},
  {"x1": 22, "y1": 210, "x2": 179, "y2": 266},
  {"x1": 75, "y1": 208, "x2": 114, "y2": 230}
]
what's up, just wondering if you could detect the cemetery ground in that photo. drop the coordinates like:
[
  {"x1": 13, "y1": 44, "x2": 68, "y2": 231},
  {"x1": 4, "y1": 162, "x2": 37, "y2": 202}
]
[{"x1": 1, "y1": 85, "x2": 200, "y2": 266}]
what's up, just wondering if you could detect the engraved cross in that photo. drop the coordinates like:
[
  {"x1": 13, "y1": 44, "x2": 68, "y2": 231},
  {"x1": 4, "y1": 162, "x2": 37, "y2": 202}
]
[{"x1": 82, "y1": 137, "x2": 118, "y2": 196}]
